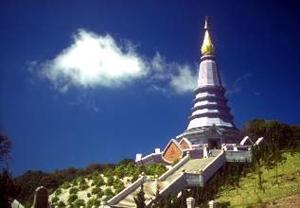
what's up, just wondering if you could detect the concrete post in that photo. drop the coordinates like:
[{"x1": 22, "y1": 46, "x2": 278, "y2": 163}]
[
  {"x1": 233, "y1": 144, "x2": 238, "y2": 151},
  {"x1": 203, "y1": 144, "x2": 208, "y2": 158},
  {"x1": 135, "y1": 153, "x2": 142, "y2": 162},
  {"x1": 32, "y1": 186, "x2": 50, "y2": 208},
  {"x1": 222, "y1": 143, "x2": 227, "y2": 151},
  {"x1": 186, "y1": 197, "x2": 195, "y2": 208},
  {"x1": 208, "y1": 200, "x2": 215, "y2": 208},
  {"x1": 11, "y1": 199, "x2": 24, "y2": 208},
  {"x1": 187, "y1": 150, "x2": 191, "y2": 158},
  {"x1": 155, "y1": 175, "x2": 160, "y2": 194}
]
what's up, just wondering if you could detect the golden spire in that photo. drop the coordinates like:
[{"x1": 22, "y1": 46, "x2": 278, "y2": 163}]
[{"x1": 201, "y1": 17, "x2": 215, "y2": 55}]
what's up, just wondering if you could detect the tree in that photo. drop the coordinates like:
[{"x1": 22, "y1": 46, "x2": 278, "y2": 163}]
[
  {"x1": 245, "y1": 119, "x2": 293, "y2": 150},
  {"x1": 251, "y1": 145, "x2": 264, "y2": 191},
  {"x1": 291, "y1": 125, "x2": 300, "y2": 149},
  {"x1": 245, "y1": 120, "x2": 290, "y2": 186},
  {"x1": 0, "y1": 170, "x2": 20, "y2": 208},
  {"x1": 134, "y1": 184, "x2": 146, "y2": 208},
  {"x1": 0, "y1": 132, "x2": 12, "y2": 168},
  {"x1": 0, "y1": 133, "x2": 17, "y2": 208}
]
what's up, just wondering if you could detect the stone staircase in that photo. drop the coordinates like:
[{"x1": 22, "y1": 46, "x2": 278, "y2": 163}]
[
  {"x1": 113, "y1": 180, "x2": 156, "y2": 208},
  {"x1": 108, "y1": 150, "x2": 224, "y2": 208}
]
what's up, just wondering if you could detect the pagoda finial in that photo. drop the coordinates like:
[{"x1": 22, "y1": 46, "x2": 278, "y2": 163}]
[
  {"x1": 204, "y1": 16, "x2": 209, "y2": 30},
  {"x1": 201, "y1": 16, "x2": 215, "y2": 55}
]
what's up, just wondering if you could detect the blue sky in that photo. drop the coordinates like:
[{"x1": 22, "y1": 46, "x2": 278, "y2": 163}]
[{"x1": 0, "y1": 0, "x2": 299, "y2": 175}]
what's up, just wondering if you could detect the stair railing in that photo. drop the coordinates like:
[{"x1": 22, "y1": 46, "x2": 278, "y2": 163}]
[
  {"x1": 158, "y1": 154, "x2": 190, "y2": 181},
  {"x1": 200, "y1": 150, "x2": 226, "y2": 185},
  {"x1": 107, "y1": 174, "x2": 147, "y2": 205}
]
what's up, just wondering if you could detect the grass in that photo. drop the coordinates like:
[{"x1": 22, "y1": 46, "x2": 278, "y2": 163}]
[{"x1": 216, "y1": 151, "x2": 300, "y2": 207}]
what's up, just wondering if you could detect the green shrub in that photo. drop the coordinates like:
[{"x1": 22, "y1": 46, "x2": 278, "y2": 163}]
[
  {"x1": 79, "y1": 183, "x2": 89, "y2": 190},
  {"x1": 106, "y1": 176, "x2": 114, "y2": 186},
  {"x1": 79, "y1": 178, "x2": 87, "y2": 185},
  {"x1": 216, "y1": 201, "x2": 230, "y2": 208},
  {"x1": 91, "y1": 186, "x2": 103, "y2": 195},
  {"x1": 95, "y1": 176, "x2": 105, "y2": 187},
  {"x1": 145, "y1": 163, "x2": 167, "y2": 176},
  {"x1": 68, "y1": 194, "x2": 78, "y2": 204},
  {"x1": 104, "y1": 188, "x2": 114, "y2": 199},
  {"x1": 69, "y1": 187, "x2": 78, "y2": 194},
  {"x1": 113, "y1": 165, "x2": 126, "y2": 178},
  {"x1": 72, "y1": 179, "x2": 78, "y2": 186},
  {"x1": 87, "y1": 198, "x2": 101, "y2": 208},
  {"x1": 96, "y1": 189, "x2": 104, "y2": 198},
  {"x1": 55, "y1": 188, "x2": 62, "y2": 196},
  {"x1": 103, "y1": 169, "x2": 113, "y2": 177},
  {"x1": 125, "y1": 163, "x2": 139, "y2": 177},
  {"x1": 113, "y1": 178, "x2": 125, "y2": 193},
  {"x1": 87, "y1": 198, "x2": 95, "y2": 208},
  {"x1": 74, "y1": 199, "x2": 85, "y2": 208},
  {"x1": 51, "y1": 196, "x2": 59, "y2": 204},
  {"x1": 131, "y1": 174, "x2": 139, "y2": 182},
  {"x1": 57, "y1": 201, "x2": 66, "y2": 208},
  {"x1": 87, "y1": 192, "x2": 91, "y2": 198},
  {"x1": 94, "y1": 199, "x2": 101, "y2": 207},
  {"x1": 61, "y1": 182, "x2": 71, "y2": 189}
]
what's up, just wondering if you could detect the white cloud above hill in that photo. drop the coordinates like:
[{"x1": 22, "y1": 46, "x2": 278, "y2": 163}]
[
  {"x1": 40, "y1": 30, "x2": 146, "y2": 91},
  {"x1": 34, "y1": 29, "x2": 197, "y2": 94}
]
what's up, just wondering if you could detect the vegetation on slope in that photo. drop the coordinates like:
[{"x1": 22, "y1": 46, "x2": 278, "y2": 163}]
[
  {"x1": 49, "y1": 160, "x2": 166, "y2": 208},
  {"x1": 216, "y1": 151, "x2": 300, "y2": 207},
  {"x1": 15, "y1": 163, "x2": 114, "y2": 207},
  {"x1": 1, "y1": 158, "x2": 166, "y2": 207}
]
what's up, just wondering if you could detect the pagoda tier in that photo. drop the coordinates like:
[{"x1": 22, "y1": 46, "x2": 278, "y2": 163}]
[
  {"x1": 181, "y1": 17, "x2": 239, "y2": 145},
  {"x1": 187, "y1": 56, "x2": 235, "y2": 130}
]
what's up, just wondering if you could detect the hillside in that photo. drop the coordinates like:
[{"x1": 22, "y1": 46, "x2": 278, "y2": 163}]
[
  {"x1": 216, "y1": 151, "x2": 300, "y2": 207},
  {"x1": 14, "y1": 163, "x2": 115, "y2": 207},
  {"x1": 48, "y1": 162, "x2": 166, "y2": 207}
]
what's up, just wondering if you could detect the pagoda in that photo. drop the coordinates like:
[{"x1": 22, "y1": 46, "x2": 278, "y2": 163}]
[
  {"x1": 136, "y1": 18, "x2": 241, "y2": 164},
  {"x1": 176, "y1": 17, "x2": 239, "y2": 147}
]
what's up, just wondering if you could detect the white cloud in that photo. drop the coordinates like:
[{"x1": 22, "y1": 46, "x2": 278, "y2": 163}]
[
  {"x1": 41, "y1": 29, "x2": 147, "y2": 90},
  {"x1": 147, "y1": 53, "x2": 197, "y2": 93},
  {"x1": 34, "y1": 29, "x2": 197, "y2": 94},
  {"x1": 151, "y1": 52, "x2": 165, "y2": 72},
  {"x1": 170, "y1": 66, "x2": 197, "y2": 94},
  {"x1": 227, "y1": 72, "x2": 253, "y2": 95}
]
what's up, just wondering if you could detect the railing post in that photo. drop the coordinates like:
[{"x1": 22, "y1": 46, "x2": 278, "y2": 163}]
[
  {"x1": 199, "y1": 169, "x2": 204, "y2": 187},
  {"x1": 186, "y1": 197, "x2": 195, "y2": 208}
]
